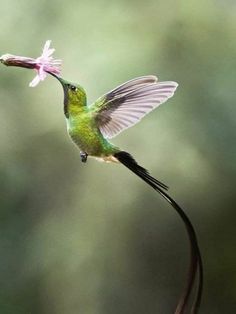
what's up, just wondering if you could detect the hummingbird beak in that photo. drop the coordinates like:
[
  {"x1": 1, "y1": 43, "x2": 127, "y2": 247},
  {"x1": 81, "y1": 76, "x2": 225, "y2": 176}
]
[
  {"x1": 47, "y1": 71, "x2": 68, "y2": 105},
  {"x1": 47, "y1": 71, "x2": 66, "y2": 86}
]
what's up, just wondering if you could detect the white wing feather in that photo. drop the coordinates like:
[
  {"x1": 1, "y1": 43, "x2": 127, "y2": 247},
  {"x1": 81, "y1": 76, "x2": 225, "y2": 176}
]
[{"x1": 93, "y1": 76, "x2": 178, "y2": 139}]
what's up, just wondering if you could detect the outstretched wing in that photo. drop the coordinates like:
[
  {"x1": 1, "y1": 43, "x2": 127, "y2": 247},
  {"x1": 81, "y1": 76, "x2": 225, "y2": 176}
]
[{"x1": 90, "y1": 76, "x2": 178, "y2": 139}]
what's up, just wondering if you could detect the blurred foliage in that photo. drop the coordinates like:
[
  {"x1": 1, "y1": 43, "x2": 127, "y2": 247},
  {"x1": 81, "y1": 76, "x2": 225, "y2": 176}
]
[{"x1": 0, "y1": 0, "x2": 236, "y2": 313}]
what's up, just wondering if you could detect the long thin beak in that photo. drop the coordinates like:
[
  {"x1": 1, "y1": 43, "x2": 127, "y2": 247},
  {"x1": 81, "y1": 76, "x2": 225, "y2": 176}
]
[
  {"x1": 46, "y1": 71, "x2": 65, "y2": 86},
  {"x1": 47, "y1": 71, "x2": 68, "y2": 107}
]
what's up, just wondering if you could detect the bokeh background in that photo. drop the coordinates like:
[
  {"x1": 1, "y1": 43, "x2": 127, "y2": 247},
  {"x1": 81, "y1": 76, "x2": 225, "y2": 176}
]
[{"x1": 0, "y1": 0, "x2": 236, "y2": 313}]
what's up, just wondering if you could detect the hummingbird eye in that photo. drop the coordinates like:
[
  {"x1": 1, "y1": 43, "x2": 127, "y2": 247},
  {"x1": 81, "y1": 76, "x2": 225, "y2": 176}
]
[{"x1": 69, "y1": 85, "x2": 77, "y2": 92}]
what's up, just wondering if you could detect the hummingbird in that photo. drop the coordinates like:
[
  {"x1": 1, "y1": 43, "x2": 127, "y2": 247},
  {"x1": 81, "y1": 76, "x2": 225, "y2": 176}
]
[
  {"x1": 51, "y1": 74, "x2": 176, "y2": 169},
  {"x1": 0, "y1": 41, "x2": 202, "y2": 313},
  {"x1": 48, "y1": 73, "x2": 203, "y2": 314}
]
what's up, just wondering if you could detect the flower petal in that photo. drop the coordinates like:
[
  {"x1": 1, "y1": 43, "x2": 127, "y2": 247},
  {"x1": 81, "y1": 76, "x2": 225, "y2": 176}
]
[
  {"x1": 29, "y1": 75, "x2": 41, "y2": 87},
  {"x1": 38, "y1": 66, "x2": 47, "y2": 80},
  {"x1": 42, "y1": 40, "x2": 51, "y2": 54}
]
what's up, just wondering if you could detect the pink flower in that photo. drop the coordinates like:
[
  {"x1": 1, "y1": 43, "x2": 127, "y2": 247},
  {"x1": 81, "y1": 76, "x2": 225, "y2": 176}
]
[
  {"x1": 29, "y1": 40, "x2": 61, "y2": 87},
  {"x1": 0, "y1": 40, "x2": 61, "y2": 87}
]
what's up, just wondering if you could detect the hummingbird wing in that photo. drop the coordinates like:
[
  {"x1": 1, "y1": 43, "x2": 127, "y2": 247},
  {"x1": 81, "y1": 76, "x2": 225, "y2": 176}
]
[{"x1": 91, "y1": 76, "x2": 178, "y2": 139}]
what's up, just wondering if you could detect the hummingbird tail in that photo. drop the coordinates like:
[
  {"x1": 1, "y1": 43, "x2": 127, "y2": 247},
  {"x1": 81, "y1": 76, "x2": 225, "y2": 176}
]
[
  {"x1": 114, "y1": 151, "x2": 169, "y2": 190},
  {"x1": 113, "y1": 151, "x2": 203, "y2": 314}
]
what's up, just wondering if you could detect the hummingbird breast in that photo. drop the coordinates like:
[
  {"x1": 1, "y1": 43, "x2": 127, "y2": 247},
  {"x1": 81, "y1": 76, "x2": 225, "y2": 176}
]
[{"x1": 66, "y1": 115, "x2": 116, "y2": 157}]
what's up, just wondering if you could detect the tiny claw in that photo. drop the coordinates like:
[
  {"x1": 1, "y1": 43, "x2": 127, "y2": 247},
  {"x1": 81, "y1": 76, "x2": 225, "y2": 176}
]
[{"x1": 80, "y1": 151, "x2": 88, "y2": 163}]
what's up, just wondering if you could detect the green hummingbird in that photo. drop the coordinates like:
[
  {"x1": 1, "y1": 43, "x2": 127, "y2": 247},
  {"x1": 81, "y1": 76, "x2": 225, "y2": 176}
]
[
  {"x1": 48, "y1": 73, "x2": 203, "y2": 314},
  {"x1": 51, "y1": 74, "x2": 176, "y2": 174},
  {"x1": 0, "y1": 41, "x2": 202, "y2": 313}
]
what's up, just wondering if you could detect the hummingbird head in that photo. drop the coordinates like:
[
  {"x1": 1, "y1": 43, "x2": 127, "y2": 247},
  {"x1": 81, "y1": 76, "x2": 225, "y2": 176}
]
[{"x1": 48, "y1": 72, "x2": 86, "y2": 117}]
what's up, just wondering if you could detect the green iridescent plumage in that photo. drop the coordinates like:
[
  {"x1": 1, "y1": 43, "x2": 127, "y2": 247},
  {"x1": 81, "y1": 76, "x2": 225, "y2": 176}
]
[
  {"x1": 55, "y1": 75, "x2": 178, "y2": 160},
  {"x1": 60, "y1": 78, "x2": 119, "y2": 158}
]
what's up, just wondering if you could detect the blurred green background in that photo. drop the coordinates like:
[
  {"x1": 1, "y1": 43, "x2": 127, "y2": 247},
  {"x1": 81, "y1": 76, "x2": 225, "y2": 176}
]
[{"x1": 0, "y1": 0, "x2": 236, "y2": 313}]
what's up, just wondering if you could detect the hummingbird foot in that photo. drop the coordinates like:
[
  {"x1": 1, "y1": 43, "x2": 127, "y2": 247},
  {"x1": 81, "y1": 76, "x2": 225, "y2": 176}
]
[{"x1": 80, "y1": 151, "x2": 88, "y2": 163}]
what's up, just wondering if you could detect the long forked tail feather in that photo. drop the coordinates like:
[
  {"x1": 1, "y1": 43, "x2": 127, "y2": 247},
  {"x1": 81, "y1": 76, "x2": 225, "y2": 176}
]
[{"x1": 114, "y1": 151, "x2": 203, "y2": 314}]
